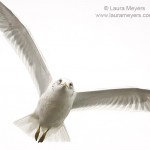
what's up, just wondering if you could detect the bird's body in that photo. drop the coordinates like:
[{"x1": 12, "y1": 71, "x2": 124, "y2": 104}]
[
  {"x1": 1, "y1": 1, "x2": 150, "y2": 142},
  {"x1": 35, "y1": 81, "x2": 76, "y2": 128}
]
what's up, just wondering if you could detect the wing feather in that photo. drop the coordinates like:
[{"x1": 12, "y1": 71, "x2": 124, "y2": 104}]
[
  {"x1": 72, "y1": 88, "x2": 150, "y2": 111},
  {"x1": 0, "y1": 1, "x2": 52, "y2": 95}
]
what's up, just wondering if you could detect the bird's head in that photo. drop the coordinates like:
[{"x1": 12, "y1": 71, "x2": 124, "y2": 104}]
[{"x1": 52, "y1": 78, "x2": 75, "y2": 97}]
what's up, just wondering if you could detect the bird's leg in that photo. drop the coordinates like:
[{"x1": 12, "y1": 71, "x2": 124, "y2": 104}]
[
  {"x1": 35, "y1": 126, "x2": 40, "y2": 141},
  {"x1": 38, "y1": 128, "x2": 49, "y2": 143}
]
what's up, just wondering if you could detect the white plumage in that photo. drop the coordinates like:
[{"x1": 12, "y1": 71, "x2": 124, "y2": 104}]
[{"x1": 0, "y1": 1, "x2": 150, "y2": 142}]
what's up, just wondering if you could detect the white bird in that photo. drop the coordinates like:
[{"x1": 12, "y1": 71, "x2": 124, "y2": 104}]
[{"x1": 1, "y1": 1, "x2": 150, "y2": 142}]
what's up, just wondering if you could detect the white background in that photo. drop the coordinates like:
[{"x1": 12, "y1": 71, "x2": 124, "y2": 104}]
[{"x1": 0, "y1": 0, "x2": 150, "y2": 149}]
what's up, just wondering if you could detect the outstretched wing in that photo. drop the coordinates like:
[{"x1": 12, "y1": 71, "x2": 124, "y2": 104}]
[
  {"x1": 72, "y1": 88, "x2": 150, "y2": 111},
  {"x1": 0, "y1": 1, "x2": 52, "y2": 96}
]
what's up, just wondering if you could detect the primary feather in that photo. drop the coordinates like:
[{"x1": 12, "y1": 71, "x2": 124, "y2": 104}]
[
  {"x1": 0, "y1": 1, "x2": 52, "y2": 95},
  {"x1": 72, "y1": 88, "x2": 150, "y2": 111}
]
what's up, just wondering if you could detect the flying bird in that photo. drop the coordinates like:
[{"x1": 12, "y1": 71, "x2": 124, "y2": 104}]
[{"x1": 0, "y1": 1, "x2": 150, "y2": 142}]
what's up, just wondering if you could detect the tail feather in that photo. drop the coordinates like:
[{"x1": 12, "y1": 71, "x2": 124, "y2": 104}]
[
  {"x1": 46, "y1": 124, "x2": 70, "y2": 142},
  {"x1": 14, "y1": 114, "x2": 70, "y2": 142},
  {"x1": 14, "y1": 114, "x2": 39, "y2": 137}
]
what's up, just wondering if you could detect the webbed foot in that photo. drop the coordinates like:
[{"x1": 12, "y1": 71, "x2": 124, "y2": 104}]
[
  {"x1": 35, "y1": 126, "x2": 40, "y2": 141},
  {"x1": 38, "y1": 129, "x2": 49, "y2": 143}
]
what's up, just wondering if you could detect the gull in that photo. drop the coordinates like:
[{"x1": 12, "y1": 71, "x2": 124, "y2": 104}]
[{"x1": 0, "y1": 1, "x2": 150, "y2": 142}]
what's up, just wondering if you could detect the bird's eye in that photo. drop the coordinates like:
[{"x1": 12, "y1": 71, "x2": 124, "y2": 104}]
[
  {"x1": 58, "y1": 79, "x2": 62, "y2": 84},
  {"x1": 69, "y1": 83, "x2": 73, "y2": 88}
]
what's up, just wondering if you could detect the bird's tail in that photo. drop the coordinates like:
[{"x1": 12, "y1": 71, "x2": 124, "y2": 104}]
[
  {"x1": 14, "y1": 114, "x2": 70, "y2": 142},
  {"x1": 14, "y1": 114, "x2": 39, "y2": 137}
]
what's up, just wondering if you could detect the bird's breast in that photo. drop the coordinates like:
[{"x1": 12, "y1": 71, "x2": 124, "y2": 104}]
[{"x1": 35, "y1": 90, "x2": 74, "y2": 127}]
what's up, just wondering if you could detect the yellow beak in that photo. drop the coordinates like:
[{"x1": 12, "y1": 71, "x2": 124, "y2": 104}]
[{"x1": 61, "y1": 82, "x2": 69, "y2": 88}]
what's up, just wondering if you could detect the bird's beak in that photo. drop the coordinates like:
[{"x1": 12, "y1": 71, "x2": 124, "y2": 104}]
[
  {"x1": 64, "y1": 83, "x2": 69, "y2": 88},
  {"x1": 61, "y1": 82, "x2": 69, "y2": 88}
]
